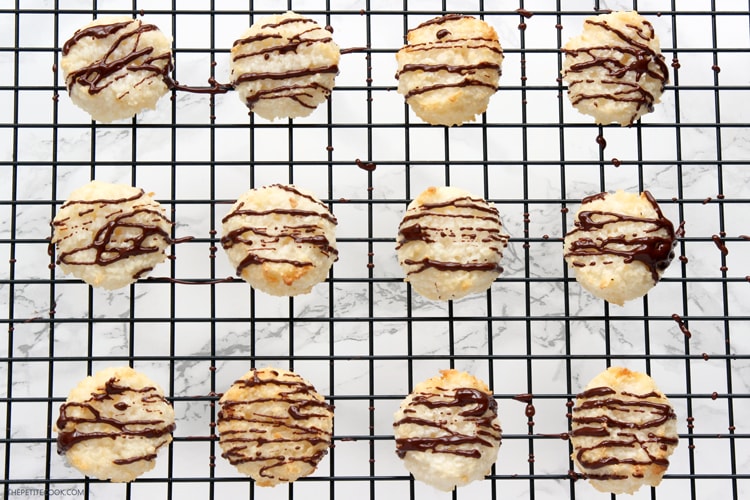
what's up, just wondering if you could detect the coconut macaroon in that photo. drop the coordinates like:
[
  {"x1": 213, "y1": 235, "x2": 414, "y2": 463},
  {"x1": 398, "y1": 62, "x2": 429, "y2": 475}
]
[
  {"x1": 396, "y1": 186, "x2": 509, "y2": 301},
  {"x1": 60, "y1": 16, "x2": 172, "y2": 122},
  {"x1": 570, "y1": 366, "x2": 679, "y2": 494},
  {"x1": 51, "y1": 180, "x2": 173, "y2": 289},
  {"x1": 230, "y1": 11, "x2": 340, "y2": 120},
  {"x1": 54, "y1": 366, "x2": 175, "y2": 482},
  {"x1": 217, "y1": 367, "x2": 334, "y2": 486},
  {"x1": 393, "y1": 369, "x2": 502, "y2": 491},
  {"x1": 395, "y1": 14, "x2": 504, "y2": 126},
  {"x1": 563, "y1": 190, "x2": 677, "y2": 306},
  {"x1": 221, "y1": 184, "x2": 338, "y2": 296},
  {"x1": 561, "y1": 11, "x2": 669, "y2": 126}
]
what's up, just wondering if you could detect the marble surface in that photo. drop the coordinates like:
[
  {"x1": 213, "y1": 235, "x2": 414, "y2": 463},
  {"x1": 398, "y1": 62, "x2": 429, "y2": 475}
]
[{"x1": 1, "y1": 0, "x2": 749, "y2": 498}]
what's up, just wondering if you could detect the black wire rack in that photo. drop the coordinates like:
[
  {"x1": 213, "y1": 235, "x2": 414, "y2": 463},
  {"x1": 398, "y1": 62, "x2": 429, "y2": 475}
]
[{"x1": 1, "y1": 0, "x2": 749, "y2": 498}]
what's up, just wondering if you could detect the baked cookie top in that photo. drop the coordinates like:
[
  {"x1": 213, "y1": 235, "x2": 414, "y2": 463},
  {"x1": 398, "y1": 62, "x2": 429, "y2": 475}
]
[
  {"x1": 51, "y1": 180, "x2": 173, "y2": 289},
  {"x1": 393, "y1": 369, "x2": 502, "y2": 491},
  {"x1": 396, "y1": 186, "x2": 509, "y2": 301},
  {"x1": 570, "y1": 366, "x2": 679, "y2": 494},
  {"x1": 562, "y1": 11, "x2": 669, "y2": 125},
  {"x1": 54, "y1": 366, "x2": 175, "y2": 482},
  {"x1": 61, "y1": 16, "x2": 172, "y2": 122},
  {"x1": 563, "y1": 190, "x2": 677, "y2": 305},
  {"x1": 221, "y1": 184, "x2": 338, "y2": 296},
  {"x1": 230, "y1": 11, "x2": 340, "y2": 120},
  {"x1": 217, "y1": 367, "x2": 334, "y2": 486},
  {"x1": 396, "y1": 14, "x2": 504, "y2": 126}
]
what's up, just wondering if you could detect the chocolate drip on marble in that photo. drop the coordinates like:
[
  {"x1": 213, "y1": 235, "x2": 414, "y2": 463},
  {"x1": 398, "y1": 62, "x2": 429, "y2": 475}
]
[
  {"x1": 165, "y1": 75, "x2": 233, "y2": 95},
  {"x1": 711, "y1": 234, "x2": 729, "y2": 255},
  {"x1": 355, "y1": 158, "x2": 377, "y2": 171},
  {"x1": 516, "y1": 8, "x2": 534, "y2": 19},
  {"x1": 564, "y1": 191, "x2": 676, "y2": 283},
  {"x1": 394, "y1": 387, "x2": 501, "y2": 459},
  {"x1": 671, "y1": 313, "x2": 692, "y2": 338}
]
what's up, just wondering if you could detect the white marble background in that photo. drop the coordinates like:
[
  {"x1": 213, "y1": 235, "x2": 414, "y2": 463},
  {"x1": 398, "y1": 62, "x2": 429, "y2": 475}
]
[{"x1": 0, "y1": 0, "x2": 749, "y2": 498}]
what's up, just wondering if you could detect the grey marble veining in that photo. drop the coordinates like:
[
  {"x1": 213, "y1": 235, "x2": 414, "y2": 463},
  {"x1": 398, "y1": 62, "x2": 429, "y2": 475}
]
[{"x1": 0, "y1": 1, "x2": 749, "y2": 499}]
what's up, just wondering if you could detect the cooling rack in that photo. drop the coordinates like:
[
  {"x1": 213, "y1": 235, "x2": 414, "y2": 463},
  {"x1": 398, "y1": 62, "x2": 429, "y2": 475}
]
[{"x1": 1, "y1": 0, "x2": 749, "y2": 498}]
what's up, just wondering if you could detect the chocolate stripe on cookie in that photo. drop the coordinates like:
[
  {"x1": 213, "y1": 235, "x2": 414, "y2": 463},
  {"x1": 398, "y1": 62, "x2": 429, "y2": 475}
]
[
  {"x1": 564, "y1": 190, "x2": 676, "y2": 283},
  {"x1": 56, "y1": 377, "x2": 174, "y2": 459}
]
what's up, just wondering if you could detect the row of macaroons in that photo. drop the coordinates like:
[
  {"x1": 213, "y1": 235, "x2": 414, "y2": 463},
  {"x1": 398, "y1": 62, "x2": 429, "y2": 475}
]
[
  {"x1": 54, "y1": 364, "x2": 677, "y2": 494},
  {"x1": 50, "y1": 180, "x2": 679, "y2": 306},
  {"x1": 60, "y1": 10, "x2": 667, "y2": 126}
]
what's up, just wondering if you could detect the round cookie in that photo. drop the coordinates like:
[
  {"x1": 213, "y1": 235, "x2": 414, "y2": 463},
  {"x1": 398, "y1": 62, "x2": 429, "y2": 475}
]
[
  {"x1": 54, "y1": 366, "x2": 175, "y2": 482},
  {"x1": 396, "y1": 186, "x2": 509, "y2": 301},
  {"x1": 230, "y1": 11, "x2": 340, "y2": 120},
  {"x1": 61, "y1": 16, "x2": 172, "y2": 122},
  {"x1": 563, "y1": 190, "x2": 677, "y2": 306},
  {"x1": 51, "y1": 180, "x2": 173, "y2": 289},
  {"x1": 570, "y1": 366, "x2": 679, "y2": 494},
  {"x1": 221, "y1": 184, "x2": 338, "y2": 296},
  {"x1": 395, "y1": 14, "x2": 504, "y2": 126},
  {"x1": 561, "y1": 11, "x2": 669, "y2": 126},
  {"x1": 393, "y1": 369, "x2": 502, "y2": 491},
  {"x1": 217, "y1": 367, "x2": 334, "y2": 486}
]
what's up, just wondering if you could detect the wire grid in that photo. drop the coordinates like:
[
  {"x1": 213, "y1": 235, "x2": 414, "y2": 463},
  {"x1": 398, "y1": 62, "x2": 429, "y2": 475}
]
[{"x1": 1, "y1": 0, "x2": 749, "y2": 498}]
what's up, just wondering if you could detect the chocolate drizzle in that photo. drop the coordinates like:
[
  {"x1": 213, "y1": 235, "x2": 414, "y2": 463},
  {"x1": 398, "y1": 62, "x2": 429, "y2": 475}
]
[
  {"x1": 397, "y1": 61, "x2": 502, "y2": 98},
  {"x1": 564, "y1": 191, "x2": 676, "y2": 283},
  {"x1": 63, "y1": 20, "x2": 170, "y2": 96},
  {"x1": 63, "y1": 18, "x2": 233, "y2": 97},
  {"x1": 516, "y1": 8, "x2": 535, "y2": 19},
  {"x1": 355, "y1": 158, "x2": 377, "y2": 171},
  {"x1": 56, "y1": 376, "x2": 174, "y2": 463},
  {"x1": 230, "y1": 16, "x2": 339, "y2": 111},
  {"x1": 711, "y1": 234, "x2": 729, "y2": 255},
  {"x1": 221, "y1": 184, "x2": 338, "y2": 277},
  {"x1": 397, "y1": 194, "x2": 509, "y2": 277},
  {"x1": 396, "y1": 15, "x2": 503, "y2": 102},
  {"x1": 571, "y1": 384, "x2": 677, "y2": 484},
  {"x1": 394, "y1": 387, "x2": 501, "y2": 459},
  {"x1": 62, "y1": 21, "x2": 133, "y2": 56},
  {"x1": 403, "y1": 257, "x2": 500, "y2": 274},
  {"x1": 51, "y1": 188, "x2": 176, "y2": 280},
  {"x1": 412, "y1": 13, "x2": 471, "y2": 31},
  {"x1": 671, "y1": 313, "x2": 692, "y2": 338},
  {"x1": 562, "y1": 17, "x2": 669, "y2": 124},
  {"x1": 217, "y1": 369, "x2": 333, "y2": 481}
]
